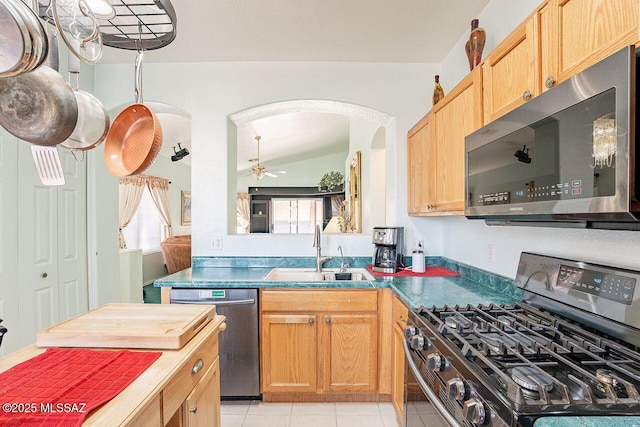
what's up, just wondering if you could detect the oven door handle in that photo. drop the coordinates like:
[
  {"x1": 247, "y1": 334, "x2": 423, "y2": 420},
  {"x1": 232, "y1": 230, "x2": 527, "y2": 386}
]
[{"x1": 403, "y1": 340, "x2": 463, "y2": 427}]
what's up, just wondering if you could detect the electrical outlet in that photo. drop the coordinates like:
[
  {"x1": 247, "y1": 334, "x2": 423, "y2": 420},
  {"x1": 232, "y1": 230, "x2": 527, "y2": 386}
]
[
  {"x1": 212, "y1": 236, "x2": 223, "y2": 250},
  {"x1": 486, "y1": 244, "x2": 495, "y2": 263}
]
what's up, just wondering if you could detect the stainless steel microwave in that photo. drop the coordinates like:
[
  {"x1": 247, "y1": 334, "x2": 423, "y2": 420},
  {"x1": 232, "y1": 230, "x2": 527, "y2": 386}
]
[{"x1": 465, "y1": 45, "x2": 640, "y2": 230}]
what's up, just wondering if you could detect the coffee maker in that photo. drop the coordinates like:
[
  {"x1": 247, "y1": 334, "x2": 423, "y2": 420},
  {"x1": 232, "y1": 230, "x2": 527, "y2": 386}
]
[{"x1": 372, "y1": 227, "x2": 404, "y2": 273}]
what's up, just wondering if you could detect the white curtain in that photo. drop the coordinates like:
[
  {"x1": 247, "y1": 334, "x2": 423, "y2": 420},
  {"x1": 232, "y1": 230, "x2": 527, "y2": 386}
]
[
  {"x1": 146, "y1": 176, "x2": 173, "y2": 238},
  {"x1": 118, "y1": 175, "x2": 147, "y2": 249},
  {"x1": 237, "y1": 192, "x2": 250, "y2": 233}
]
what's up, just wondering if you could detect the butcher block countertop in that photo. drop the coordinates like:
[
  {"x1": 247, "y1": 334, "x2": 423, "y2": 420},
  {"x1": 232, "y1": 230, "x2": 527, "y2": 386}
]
[{"x1": 0, "y1": 304, "x2": 227, "y2": 426}]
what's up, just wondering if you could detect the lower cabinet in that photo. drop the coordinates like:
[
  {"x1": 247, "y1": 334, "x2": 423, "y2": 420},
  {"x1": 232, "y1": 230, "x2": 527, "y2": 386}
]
[
  {"x1": 260, "y1": 289, "x2": 380, "y2": 398},
  {"x1": 321, "y1": 313, "x2": 378, "y2": 393},
  {"x1": 262, "y1": 314, "x2": 318, "y2": 393},
  {"x1": 184, "y1": 357, "x2": 221, "y2": 427},
  {"x1": 391, "y1": 295, "x2": 409, "y2": 422},
  {"x1": 163, "y1": 320, "x2": 224, "y2": 427}
]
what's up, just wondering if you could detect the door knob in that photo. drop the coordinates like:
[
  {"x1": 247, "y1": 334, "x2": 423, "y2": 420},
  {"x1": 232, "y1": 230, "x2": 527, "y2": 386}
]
[
  {"x1": 42, "y1": 272, "x2": 48, "y2": 278},
  {"x1": 325, "y1": 317, "x2": 332, "y2": 323},
  {"x1": 308, "y1": 318, "x2": 314, "y2": 324},
  {"x1": 523, "y1": 89, "x2": 532, "y2": 100},
  {"x1": 189, "y1": 406, "x2": 198, "y2": 414}
]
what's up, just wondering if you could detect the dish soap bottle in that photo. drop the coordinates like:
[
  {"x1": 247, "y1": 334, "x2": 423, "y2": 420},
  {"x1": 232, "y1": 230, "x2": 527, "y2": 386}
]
[
  {"x1": 432, "y1": 75, "x2": 445, "y2": 106},
  {"x1": 412, "y1": 242, "x2": 425, "y2": 273}
]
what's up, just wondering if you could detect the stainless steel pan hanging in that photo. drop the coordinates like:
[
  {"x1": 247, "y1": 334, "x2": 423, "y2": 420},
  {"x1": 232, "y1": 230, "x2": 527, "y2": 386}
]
[
  {"x1": 59, "y1": 43, "x2": 110, "y2": 155},
  {"x1": 0, "y1": 1, "x2": 77, "y2": 146},
  {"x1": 0, "y1": 0, "x2": 48, "y2": 78}
]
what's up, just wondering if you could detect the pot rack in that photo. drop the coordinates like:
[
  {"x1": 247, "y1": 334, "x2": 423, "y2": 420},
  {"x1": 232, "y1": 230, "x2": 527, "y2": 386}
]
[{"x1": 40, "y1": 0, "x2": 177, "y2": 51}]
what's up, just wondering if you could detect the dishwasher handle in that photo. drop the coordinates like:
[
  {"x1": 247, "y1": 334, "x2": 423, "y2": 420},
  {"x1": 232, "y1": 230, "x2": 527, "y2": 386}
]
[{"x1": 171, "y1": 298, "x2": 256, "y2": 306}]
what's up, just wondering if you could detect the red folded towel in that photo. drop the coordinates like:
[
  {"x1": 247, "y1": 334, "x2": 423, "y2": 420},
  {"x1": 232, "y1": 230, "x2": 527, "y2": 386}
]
[
  {"x1": 0, "y1": 347, "x2": 161, "y2": 426},
  {"x1": 367, "y1": 264, "x2": 459, "y2": 277}
]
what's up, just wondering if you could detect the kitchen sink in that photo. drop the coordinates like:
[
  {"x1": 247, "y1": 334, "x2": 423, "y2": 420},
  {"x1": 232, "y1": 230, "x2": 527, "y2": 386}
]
[{"x1": 262, "y1": 268, "x2": 375, "y2": 282}]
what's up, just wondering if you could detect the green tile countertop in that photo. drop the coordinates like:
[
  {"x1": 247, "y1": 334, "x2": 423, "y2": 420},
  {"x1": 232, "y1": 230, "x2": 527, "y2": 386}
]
[
  {"x1": 153, "y1": 256, "x2": 523, "y2": 309},
  {"x1": 534, "y1": 417, "x2": 640, "y2": 427}
]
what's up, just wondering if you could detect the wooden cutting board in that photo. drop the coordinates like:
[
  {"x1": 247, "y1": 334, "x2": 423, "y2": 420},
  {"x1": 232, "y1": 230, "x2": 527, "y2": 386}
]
[{"x1": 36, "y1": 303, "x2": 215, "y2": 350}]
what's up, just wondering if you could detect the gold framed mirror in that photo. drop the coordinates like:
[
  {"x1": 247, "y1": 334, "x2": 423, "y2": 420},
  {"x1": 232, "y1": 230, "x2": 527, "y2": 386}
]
[{"x1": 349, "y1": 151, "x2": 361, "y2": 233}]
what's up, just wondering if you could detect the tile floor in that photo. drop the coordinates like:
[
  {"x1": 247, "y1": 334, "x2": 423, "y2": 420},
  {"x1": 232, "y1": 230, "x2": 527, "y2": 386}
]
[{"x1": 221, "y1": 400, "x2": 448, "y2": 427}]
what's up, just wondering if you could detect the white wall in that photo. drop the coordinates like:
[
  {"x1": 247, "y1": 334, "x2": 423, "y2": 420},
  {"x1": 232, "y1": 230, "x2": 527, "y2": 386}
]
[
  {"x1": 428, "y1": 0, "x2": 640, "y2": 279},
  {"x1": 95, "y1": 61, "x2": 440, "y2": 258}
]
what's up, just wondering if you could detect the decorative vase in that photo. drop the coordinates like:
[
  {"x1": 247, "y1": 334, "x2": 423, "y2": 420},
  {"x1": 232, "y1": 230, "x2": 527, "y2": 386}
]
[
  {"x1": 432, "y1": 75, "x2": 445, "y2": 106},
  {"x1": 465, "y1": 19, "x2": 486, "y2": 71}
]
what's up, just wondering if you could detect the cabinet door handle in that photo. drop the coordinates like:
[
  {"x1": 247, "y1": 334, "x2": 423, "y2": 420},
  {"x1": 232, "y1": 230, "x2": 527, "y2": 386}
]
[
  {"x1": 191, "y1": 358, "x2": 204, "y2": 375},
  {"x1": 308, "y1": 317, "x2": 314, "y2": 324},
  {"x1": 523, "y1": 89, "x2": 532, "y2": 100},
  {"x1": 189, "y1": 406, "x2": 198, "y2": 414},
  {"x1": 544, "y1": 76, "x2": 555, "y2": 88},
  {"x1": 325, "y1": 317, "x2": 332, "y2": 324}
]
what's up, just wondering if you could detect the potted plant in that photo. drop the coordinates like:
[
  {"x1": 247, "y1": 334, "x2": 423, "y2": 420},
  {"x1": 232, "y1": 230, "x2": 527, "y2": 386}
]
[{"x1": 318, "y1": 171, "x2": 344, "y2": 192}]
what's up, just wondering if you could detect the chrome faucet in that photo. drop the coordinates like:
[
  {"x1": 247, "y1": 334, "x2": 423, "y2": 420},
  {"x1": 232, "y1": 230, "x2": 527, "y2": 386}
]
[
  {"x1": 338, "y1": 245, "x2": 349, "y2": 272},
  {"x1": 313, "y1": 224, "x2": 331, "y2": 272}
]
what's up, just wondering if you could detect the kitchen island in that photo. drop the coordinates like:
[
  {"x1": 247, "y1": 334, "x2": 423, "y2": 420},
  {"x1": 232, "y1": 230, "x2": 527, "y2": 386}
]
[{"x1": 0, "y1": 304, "x2": 227, "y2": 426}]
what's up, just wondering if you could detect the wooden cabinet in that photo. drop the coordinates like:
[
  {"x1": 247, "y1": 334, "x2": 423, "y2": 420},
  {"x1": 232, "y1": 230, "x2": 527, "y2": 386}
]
[
  {"x1": 183, "y1": 358, "x2": 221, "y2": 427},
  {"x1": 483, "y1": 0, "x2": 640, "y2": 123},
  {"x1": 407, "y1": 113, "x2": 435, "y2": 215},
  {"x1": 482, "y1": 17, "x2": 538, "y2": 123},
  {"x1": 260, "y1": 289, "x2": 381, "y2": 400},
  {"x1": 407, "y1": 69, "x2": 482, "y2": 216},
  {"x1": 321, "y1": 313, "x2": 378, "y2": 393},
  {"x1": 262, "y1": 314, "x2": 318, "y2": 393},
  {"x1": 545, "y1": 0, "x2": 640, "y2": 87},
  {"x1": 391, "y1": 295, "x2": 409, "y2": 423}
]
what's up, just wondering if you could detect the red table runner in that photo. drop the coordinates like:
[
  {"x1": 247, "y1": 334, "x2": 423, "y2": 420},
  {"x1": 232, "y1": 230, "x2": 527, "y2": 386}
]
[
  {"x1": 367, "y1": 264, "x2": 459, "y2": 277},
  {"x1": 0, "y1": 347, "x2": 161, "y2": 426}
]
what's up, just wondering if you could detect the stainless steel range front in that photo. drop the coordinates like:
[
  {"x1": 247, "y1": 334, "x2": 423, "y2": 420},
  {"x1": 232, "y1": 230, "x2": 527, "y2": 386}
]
[{"x1": 404, "y1": 253, "x2": 640, "y2": 427}]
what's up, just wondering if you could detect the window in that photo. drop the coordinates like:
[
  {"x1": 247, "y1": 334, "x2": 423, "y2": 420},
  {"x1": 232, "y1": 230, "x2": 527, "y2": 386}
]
[
  {"x1": 122, "y1": 189, "x2": 166, "y2": 253},
  {"x1": 271, "y1": 199, "x2": 323, "y2": 233}
]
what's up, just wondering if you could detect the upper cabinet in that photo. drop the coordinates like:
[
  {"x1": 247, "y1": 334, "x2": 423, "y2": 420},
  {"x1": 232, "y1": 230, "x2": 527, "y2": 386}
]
[
  {"x1": 545, "y1": 0, "x2": 640, "y2": 87},
  {"x1": 407, "y1": 0, "x2": 640, "y2": 218},
  {"x1": 408, "y1": 69, "x2": 482, "y2": 216},
  {"x1": 482, "y1": 17, "x2": 538, "y2": 124},
  {"x1": 484, "y1": 0, "x2": 640, "y2": 124},
  {"x1": 407, "y1": 113, "x2": 434, "y2": 215}
]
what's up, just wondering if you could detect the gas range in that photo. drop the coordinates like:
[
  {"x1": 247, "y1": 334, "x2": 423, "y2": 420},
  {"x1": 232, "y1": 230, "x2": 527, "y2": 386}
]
[{"x1": 404, "y1": 253, "x2": 640, "y2": 427}]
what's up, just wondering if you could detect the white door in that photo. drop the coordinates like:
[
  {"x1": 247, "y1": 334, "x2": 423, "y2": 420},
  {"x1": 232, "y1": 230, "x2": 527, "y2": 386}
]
[
  {"x1": 0, "y1": 130, "x2": 19, "y2": 356},
  {"x1": 56, "y1": 149, "x2": 88, "y2": 321},
  {"x1": 16, "y1": 141, "x2": 88, "y2": 347}
]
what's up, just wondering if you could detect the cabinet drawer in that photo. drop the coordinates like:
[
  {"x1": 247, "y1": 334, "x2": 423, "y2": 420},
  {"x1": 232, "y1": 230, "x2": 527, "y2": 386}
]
[
  {"x1": 392, "y1": 296, "x2": 409, "y2": 329},
  {"x1": 261, "y1": 289, "x2": 378, "y2": 312},
  {"x1": 162, "y1": 328, "x2": 219, "y2": 421}
]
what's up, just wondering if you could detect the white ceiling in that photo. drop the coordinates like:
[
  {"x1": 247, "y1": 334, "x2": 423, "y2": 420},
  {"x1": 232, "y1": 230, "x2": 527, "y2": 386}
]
[
  {"x1": 237, "y1": 113, "x2": 349, "y2": 174},
  {"x1": 98, "y1": 0, "x2": 491, "y2": 64},
  {"x1": 99, "y1": 0, "x2": 491, "y2": 166}
]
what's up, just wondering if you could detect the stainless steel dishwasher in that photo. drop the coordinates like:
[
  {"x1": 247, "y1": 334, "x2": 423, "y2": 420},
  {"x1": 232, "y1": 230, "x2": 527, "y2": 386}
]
[{"x1": 169, "y1": 288, "x2": 260, "y2": 400}]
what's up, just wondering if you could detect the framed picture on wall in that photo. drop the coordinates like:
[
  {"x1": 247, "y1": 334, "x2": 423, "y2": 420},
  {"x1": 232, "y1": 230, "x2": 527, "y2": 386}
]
[{"x1": 181, "y1": 191, "x2": 192, "y2": 225}]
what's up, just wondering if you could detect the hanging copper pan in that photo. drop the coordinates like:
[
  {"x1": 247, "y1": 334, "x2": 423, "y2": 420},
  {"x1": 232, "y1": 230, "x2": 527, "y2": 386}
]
[{"x1": 104, "y1": 51, "x2": 162, "y2": 176}]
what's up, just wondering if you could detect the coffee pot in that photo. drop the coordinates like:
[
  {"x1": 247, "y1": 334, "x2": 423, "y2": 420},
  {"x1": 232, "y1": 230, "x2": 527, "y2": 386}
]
[{"x1": 372, "y1": 227, "x2": 404, "y2": 273}]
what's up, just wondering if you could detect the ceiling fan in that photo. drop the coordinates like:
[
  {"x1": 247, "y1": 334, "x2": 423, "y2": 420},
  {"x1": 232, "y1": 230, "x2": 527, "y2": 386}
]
[{"x1": 249, "y1": 136, "x2": 286, "y2": 180}]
